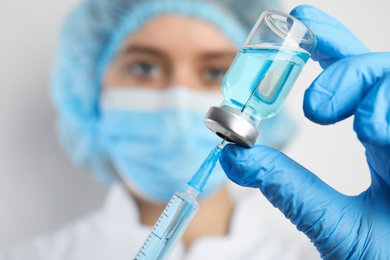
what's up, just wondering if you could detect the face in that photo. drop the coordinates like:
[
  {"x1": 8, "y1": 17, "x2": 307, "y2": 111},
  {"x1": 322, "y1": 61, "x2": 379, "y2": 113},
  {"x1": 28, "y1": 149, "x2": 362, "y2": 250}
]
[{"x1": 103, "y1": 15, "x2": 238, "y2": 92}]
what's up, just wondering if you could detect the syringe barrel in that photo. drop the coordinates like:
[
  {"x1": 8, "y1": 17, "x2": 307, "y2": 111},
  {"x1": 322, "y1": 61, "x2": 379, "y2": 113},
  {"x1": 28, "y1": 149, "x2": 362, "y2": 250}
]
[{"x1": 134, "y1": 190, "x2": 199, "y2": 260}]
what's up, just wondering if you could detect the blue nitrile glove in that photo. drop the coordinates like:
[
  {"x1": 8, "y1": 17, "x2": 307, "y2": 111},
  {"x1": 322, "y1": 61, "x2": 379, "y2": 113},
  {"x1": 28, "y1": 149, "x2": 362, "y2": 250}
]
[{"x1": 220, "y1": 5, "x2": 390, "y2": 259}]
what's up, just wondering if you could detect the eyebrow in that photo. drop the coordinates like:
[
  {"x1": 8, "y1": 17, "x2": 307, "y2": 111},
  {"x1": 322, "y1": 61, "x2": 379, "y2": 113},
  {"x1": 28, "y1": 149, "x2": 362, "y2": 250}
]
[
  {"x1": 119, "y1": 45, "x2": 170, "y2": 60},
  {"x1": 198, "y1": 51, "x2": 237, "y2": 61},
  {"x1": 118, "y1": 45, "x2": 236, "y2": 61}
]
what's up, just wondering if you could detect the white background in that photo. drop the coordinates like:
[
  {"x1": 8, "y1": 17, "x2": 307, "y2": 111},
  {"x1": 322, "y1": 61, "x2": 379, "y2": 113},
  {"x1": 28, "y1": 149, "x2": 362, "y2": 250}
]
[{"x1": 0, "y1": 0, "x2": 389, "y2": 249}]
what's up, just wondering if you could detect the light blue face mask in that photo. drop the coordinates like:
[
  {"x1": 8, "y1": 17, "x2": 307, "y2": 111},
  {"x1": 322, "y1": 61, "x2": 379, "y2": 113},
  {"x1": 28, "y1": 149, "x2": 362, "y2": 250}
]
[{"x1": 99, "y1": 86, "x2": 227, "y2": 203}]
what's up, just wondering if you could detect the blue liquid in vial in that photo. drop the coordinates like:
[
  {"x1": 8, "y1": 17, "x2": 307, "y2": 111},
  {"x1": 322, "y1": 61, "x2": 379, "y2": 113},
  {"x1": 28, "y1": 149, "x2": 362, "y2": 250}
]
[{"x1": 221, "y1": 47, "x2": 310, "y2": 125}]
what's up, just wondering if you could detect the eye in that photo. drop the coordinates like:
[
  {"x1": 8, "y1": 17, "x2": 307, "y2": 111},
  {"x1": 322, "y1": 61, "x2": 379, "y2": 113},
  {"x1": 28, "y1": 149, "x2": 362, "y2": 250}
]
[
  {"x1": 204, "y1": 68, "x2": 226, "y2": 82},
  {"x1": 129, "y1": 62, "x2": 160, "y2": 78}
]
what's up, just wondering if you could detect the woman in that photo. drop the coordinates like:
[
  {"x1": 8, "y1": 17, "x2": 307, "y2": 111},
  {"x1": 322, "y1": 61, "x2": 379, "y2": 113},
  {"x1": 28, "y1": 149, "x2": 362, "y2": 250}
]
[{"x1": 1, "y1": 0, "x2": 319, "y2": 259}]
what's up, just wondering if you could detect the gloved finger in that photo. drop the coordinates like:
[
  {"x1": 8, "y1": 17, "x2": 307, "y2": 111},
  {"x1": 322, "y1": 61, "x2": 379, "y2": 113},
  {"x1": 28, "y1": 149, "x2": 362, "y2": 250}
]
[
  {"x1": 353, "y1": 72, "x2": 390, "y2": 146},
  {"x1": 354, "y1": 72, "x2": 390, "y2": 146},
  {"x1": 303, "y1": 52, "x2": 390, "y2": 125},
  {"x1": 290, "y1": 5, "x2": 370, "y2": 69},
  {"x1": 220, "y1": 144, "x2": 345, "y2": 239},
  {"x1": 354, "y1": 73, "x2": 390, "y2": 187}
]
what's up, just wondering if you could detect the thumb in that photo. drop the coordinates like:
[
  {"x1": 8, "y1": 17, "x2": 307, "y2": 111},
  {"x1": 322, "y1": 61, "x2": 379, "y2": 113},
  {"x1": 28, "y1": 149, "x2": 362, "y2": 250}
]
[{"x1": 220, "y1": 144, "x2": 346, "y2": 239}]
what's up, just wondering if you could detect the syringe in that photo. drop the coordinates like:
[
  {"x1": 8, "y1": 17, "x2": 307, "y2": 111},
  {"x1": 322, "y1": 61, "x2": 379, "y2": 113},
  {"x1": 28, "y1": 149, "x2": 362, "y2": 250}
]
[{"x1": 134, "y1": 143, "x2": 223, "y2": 260}]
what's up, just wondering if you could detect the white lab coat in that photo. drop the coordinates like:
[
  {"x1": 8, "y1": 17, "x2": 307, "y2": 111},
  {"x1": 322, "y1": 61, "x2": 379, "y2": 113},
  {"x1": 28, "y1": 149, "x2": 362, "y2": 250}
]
[{"x1": 0, "y1": 184, "x2": 320, "y2": 259}]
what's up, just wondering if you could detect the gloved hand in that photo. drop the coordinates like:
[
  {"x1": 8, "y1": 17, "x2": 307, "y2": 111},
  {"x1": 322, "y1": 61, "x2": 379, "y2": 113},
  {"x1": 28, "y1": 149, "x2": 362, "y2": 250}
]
[{"x1": 220, "y1": 5, "x2": 390, "y2": 259}]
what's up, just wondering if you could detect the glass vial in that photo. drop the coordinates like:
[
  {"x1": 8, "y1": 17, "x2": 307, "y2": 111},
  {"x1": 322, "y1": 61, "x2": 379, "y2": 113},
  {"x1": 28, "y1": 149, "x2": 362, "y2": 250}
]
[{"x1": 204, "y1": 10, "x2": 316, "y2": 147}]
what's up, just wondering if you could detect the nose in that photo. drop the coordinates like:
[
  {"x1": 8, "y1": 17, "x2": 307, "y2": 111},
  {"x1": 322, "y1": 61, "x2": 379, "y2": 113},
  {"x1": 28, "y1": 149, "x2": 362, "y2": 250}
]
[{"x1": 166, "y1": 64, "x2": 201, "y2": 91}]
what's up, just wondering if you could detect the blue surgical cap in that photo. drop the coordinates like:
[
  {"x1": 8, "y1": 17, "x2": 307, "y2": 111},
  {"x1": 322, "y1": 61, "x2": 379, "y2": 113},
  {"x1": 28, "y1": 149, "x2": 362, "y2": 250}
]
[{"x1": 51, "y1": 0, "x2": 282, "y2": 184}]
